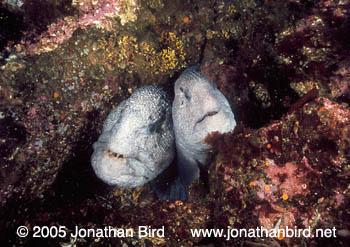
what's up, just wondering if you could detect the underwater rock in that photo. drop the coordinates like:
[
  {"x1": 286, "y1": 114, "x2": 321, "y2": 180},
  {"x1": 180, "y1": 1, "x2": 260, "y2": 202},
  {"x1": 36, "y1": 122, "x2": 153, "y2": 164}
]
[
  {"x1": 329, "y1": 58, "x2": 350, "y2": 102},
  {"x1": 91, "y1": 85, "x2": 175, "y2": 188},
  {"x1": 206, "y1": 97, "x2": 350, "y2": 247},
  {"x1": 155, "y1": 65, "x2": 236, "y2": 200},
  {"x1": 119, "y1": 200, "x2": 211, "y2": 246}
]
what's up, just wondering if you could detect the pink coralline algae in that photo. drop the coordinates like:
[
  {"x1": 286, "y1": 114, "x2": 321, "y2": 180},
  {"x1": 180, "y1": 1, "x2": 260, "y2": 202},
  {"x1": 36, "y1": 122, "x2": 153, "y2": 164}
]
[
  {"x1": 254, "y1": 97, "x2": 350, "y2": 235},
  {"x1": 332, "y1": 190, "x2": 345, "y2": 208},
  {"x1": 75, "y1": 0, "x2": 138, "y2": 28},
  {"x1": 264, "y1": 161, "x2": 310, "y2": 198},
  {"x1": 223, "y1": 165, "x2": 235, "y2": 192},
  {"x1": 256, "y1": 183, "x2": 277, "y2": 201},
  {"x1": 27, "y1": 105, "x2": 37, "y2": 119},
  {"x1": 255, "y1": 204, "x2": 296, "y2": 231},
  {"x1": 317, "y1": 97, "x2": 350, "y2": 123},
  {"x1": 255, "y1": 202, "x2": 320, "y2": 235},
  {"x1": 19, "y1": 0, "x2": 139, "y2": 55},
  {"x1": 329, "y1": 59, "x2": 350, "y2": 99},
  {"x1": 206, "y1": 93, "x2": 349, "y2": 246}
]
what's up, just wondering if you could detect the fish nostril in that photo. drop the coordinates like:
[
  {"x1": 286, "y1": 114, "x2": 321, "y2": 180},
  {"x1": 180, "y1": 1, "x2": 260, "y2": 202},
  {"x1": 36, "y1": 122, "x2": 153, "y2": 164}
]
[
  {"x1": 179, "y1": 86, "x2": 191, "y2": 101},
  {"x1": 184, "y1": 89, "x2": 191, "y2": 101}
]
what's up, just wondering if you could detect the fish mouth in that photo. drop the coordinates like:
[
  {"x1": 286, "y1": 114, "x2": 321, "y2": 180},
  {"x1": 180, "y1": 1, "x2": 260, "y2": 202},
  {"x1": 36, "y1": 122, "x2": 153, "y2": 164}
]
[
  {"x1": 105, "y1": 149, "x2": 144, "y2": 164},
  {"x1": 105, "y1": 149, "x2": 128, "y2": 163},
  {"x1": 195, "y1": 110, "x2": 219, "y2": 125}
]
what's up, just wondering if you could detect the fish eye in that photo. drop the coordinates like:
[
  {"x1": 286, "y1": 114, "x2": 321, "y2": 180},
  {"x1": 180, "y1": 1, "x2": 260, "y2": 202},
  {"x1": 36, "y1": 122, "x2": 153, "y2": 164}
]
[
  {"x1": 147, "y1": 123, "x2": 156, "y2": 134},
  {"x1": 147, "y1": 121, "x2": 160, "y2": 134},
  {"x1": 179, "y1": 87, "x2": 184, "y2": 92},
  {"x1": 146, "y1": 116, "x2": 165, "y2": 134}
]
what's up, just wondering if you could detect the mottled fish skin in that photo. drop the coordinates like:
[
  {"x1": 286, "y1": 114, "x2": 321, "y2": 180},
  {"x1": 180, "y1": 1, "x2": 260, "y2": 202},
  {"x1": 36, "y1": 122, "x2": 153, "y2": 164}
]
[
  {"x1": 91, "y1": 85, "x2": 175, "y2": 188},
  {"x1": 171, "y1": 65, "x2": 236, "y2": 199}
]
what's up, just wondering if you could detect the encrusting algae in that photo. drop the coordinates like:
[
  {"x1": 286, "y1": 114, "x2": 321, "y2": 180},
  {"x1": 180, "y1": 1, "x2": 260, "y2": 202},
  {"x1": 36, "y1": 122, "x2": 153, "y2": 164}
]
[
  {"x1": 157, "y1": 32, "x2": 187, "y2": 73},
  {"x1": 94, "y1": 31, "x2": 186, "y2": 75}
]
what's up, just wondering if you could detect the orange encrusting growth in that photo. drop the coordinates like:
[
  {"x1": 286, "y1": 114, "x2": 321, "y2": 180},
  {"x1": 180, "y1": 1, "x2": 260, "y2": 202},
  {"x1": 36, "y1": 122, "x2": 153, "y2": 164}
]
[
  {"x1": 282, "y1": 193, "x2": 288, "y2": 200},
  {"x1": 277, "y1": 231, "x2": 284, "y2": 240},
  {"x1": 53, "y1": 92, "x2": 59, "y2": 98}
]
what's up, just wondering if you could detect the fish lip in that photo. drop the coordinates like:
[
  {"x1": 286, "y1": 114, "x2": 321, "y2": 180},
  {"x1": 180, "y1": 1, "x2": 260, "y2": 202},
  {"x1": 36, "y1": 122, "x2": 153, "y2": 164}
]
[
  {"x1": 195, "y1": 110, "x2": 219, "y2": 126},
  {"x1": 105, "y1": 149, "x2": 125, "y2": 159},
  {"x1": 105, "y1": 149, "x2": 142, "y2": 163}
]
